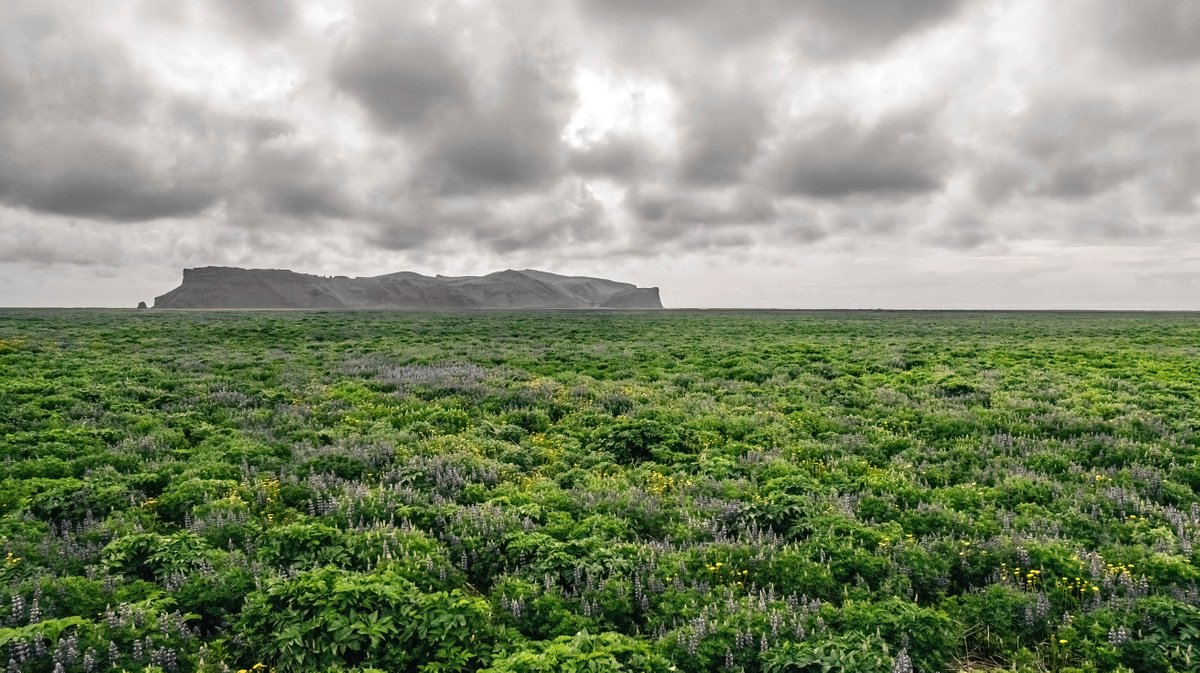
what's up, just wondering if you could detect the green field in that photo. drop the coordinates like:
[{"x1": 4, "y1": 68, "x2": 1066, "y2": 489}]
[{"x1": 2, "y1": 309, "x2": 1199, "y2": 673}]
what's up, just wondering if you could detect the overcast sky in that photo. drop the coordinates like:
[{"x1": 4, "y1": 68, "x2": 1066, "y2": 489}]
[{"x1": 1, "y1": 0, "x2": 1198, "y2": 308}]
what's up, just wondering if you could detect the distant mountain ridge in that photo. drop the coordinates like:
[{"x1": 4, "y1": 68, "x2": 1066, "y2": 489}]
[{"x1": 153, "y1": 267, "x2": 662, "y2": 309}]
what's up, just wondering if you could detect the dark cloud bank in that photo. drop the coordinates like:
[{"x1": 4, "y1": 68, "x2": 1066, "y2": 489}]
[{"x1": 1, "y1": 0, "x2": 1198, "y2": 307}]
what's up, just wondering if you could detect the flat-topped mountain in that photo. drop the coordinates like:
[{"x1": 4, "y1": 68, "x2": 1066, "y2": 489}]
[{"x1": 153, "y1": 267, "x2": 662, "y2": 309}]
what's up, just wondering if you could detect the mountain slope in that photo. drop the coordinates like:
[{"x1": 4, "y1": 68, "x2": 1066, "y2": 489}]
[{"x1": 153, "y1": 267, "x2": 662, "y2": 309}]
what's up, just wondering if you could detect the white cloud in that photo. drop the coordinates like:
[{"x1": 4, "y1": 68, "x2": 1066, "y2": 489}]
[{"x1": 1, "y1": 0, "x2": 1199, "y2": 308}]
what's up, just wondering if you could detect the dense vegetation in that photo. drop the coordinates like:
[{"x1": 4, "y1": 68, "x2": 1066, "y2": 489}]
[{"x1": 1, "y1": 309, "x2": 1199, "y2": 673}]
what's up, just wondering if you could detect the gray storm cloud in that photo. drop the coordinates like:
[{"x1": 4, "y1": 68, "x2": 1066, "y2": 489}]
[
  {"x1": 974, "y1": 92, "x2": 1200, "y2": 214},
  {"x1": 0, "y1": 5, "x2": 226, "y2": 222},
  {"x1": 677, "y1": 83, "x2": 772, "y2": 186},
  {"x1": 575, "y1": 0, "x2": 965, "y2": 59},
  {"x1": 415, "y1": 53, "x2": 575, "y2": 195},
  {"x1": 212, "y1": 0, "x2": 297, "y2": 40},
  {"x1": 229, "y1": 141, "x2": 356, "y2": 221},
  {"x1": 1090, "y1": 0, "x2": 1200, "y2": 67},
  {"x1": 1, "y1": 0, "x2": 1199, "y2": 307},
  {"x1": 765, "y1": 108, "x2": 951, "y2": 199},
  {"x1": 332, "y1": 26, "x2": 471, "y2": 131},
  {"x1": 568, "y1": 135, "x2": 657, "y2": 181}
]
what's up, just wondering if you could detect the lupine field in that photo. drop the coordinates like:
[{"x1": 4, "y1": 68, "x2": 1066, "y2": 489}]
[{"x1": 1, "y1": 309, "x2": 1199, "y2": 673}]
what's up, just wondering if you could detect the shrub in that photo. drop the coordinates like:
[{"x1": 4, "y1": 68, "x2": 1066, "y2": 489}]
[
  {"x1": 591, "y1": 419, "x2": 685, "y2": 463},
  {"x1": 236, "y1": 566, "x2": 495, "y2": 672},
  {"x1": 763, "y1": 632, "x2": 894, "y2": 673},
  {"x1": 484, "y1": 630, "x2": 670, "y2": 673}
]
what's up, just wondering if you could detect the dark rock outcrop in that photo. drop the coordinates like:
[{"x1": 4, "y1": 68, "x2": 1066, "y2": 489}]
[{"x1": 153, "y1": 267, "x2": 663, "y2": 309}]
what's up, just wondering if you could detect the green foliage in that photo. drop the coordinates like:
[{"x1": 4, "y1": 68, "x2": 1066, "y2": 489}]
[
  {"x1": 0, "y1": 616, "x2": 88, "y2": 647},
  {"x1": 2, "y1": 309, "x2": 1200, "y2": 672},
  {"x1": 484, "y1": 631, "x2": 670, "y2": 672},
  {"x1": 834, "y1": 598, "x2": 960, "y2": 672},
  {"x1": 762, "y1": 632, "x2": 893, "y2": 672},
  {"x1": 102, "y1": 531, "x2": 214, "y2": 582},
  {"x1": 236, "y1": 565, "x2": 495, "y2": 672},
  {"x1": 257, "y1": 521, "x2": 348, "y2": 568},
  {"x1": 591, "y1": 418, "x2": 684, "y2": 463}
]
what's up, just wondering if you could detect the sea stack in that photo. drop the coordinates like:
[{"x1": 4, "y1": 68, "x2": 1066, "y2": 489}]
[{"x1": 153, "y1": 267, "x2": 663, "y2": 309}]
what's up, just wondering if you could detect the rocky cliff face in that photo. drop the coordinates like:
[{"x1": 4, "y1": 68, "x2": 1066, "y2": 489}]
[{"x1": 153, "y1": 267, "x2": 663, "y2": 309}]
